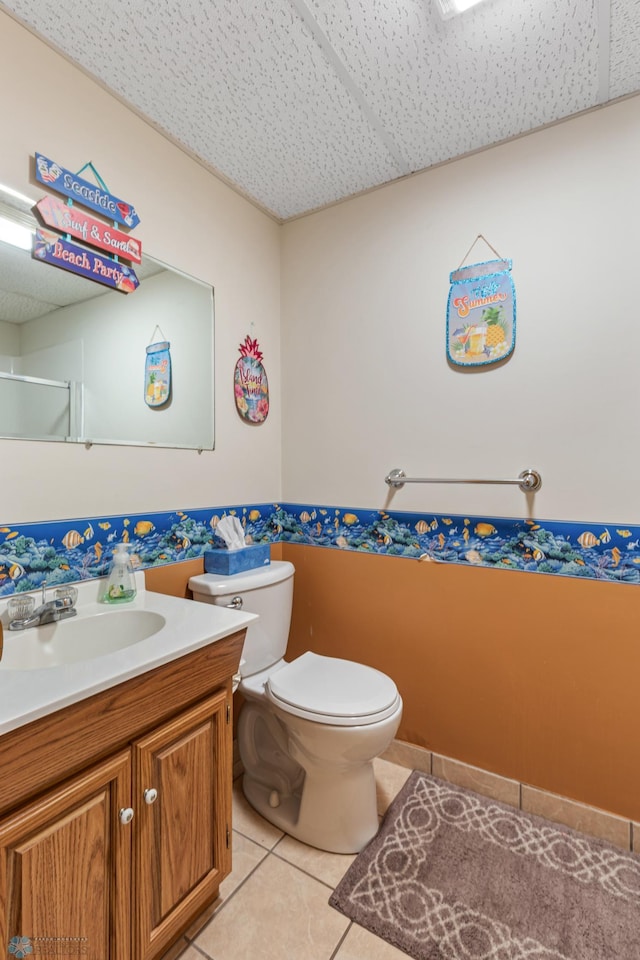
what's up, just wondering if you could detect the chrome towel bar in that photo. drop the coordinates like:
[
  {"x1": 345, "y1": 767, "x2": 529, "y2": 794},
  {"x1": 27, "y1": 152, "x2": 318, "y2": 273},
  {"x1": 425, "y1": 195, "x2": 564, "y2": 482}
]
[{"x1": 385, "y1": 468, "x2": 542, "y2": 493}]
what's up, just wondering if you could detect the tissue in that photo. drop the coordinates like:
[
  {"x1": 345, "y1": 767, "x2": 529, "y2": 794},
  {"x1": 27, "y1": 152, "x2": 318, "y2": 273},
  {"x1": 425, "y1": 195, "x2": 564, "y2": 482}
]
[{"x1": 216, "y1": 515, "x2": 246, "y2": 551}]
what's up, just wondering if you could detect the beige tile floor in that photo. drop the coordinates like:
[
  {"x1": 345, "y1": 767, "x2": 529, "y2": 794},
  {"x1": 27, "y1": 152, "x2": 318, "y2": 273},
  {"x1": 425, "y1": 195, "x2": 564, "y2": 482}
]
[{"x1": 162, "y1": 759, "x2": 412, "y2": 960}]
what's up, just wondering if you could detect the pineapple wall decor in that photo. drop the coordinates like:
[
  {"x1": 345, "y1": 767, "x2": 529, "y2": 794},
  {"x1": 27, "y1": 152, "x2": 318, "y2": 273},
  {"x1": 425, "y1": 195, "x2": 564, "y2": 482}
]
[
  {"x1": 446, "y1": 238, "x2": 516, "y2": 367},
  {"x1": 234, "y1": 335, "x2": 269, "y2": 423}
]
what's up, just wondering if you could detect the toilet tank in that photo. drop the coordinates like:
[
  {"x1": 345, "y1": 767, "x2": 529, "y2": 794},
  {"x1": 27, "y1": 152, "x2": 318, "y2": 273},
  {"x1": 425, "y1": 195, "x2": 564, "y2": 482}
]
[{"x1": 189, "y1": 560, "x2": 294, "y2": 677}]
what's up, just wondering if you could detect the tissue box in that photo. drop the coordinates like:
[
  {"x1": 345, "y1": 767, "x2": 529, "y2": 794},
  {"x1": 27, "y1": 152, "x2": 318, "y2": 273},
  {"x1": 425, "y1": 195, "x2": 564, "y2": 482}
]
[{"x1": 204, "y1": 543, "x2": 271, "y2": 575}]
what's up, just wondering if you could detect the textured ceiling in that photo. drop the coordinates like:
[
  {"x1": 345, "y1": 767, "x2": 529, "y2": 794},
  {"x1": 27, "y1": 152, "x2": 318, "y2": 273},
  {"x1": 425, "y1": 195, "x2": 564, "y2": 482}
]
[{"x1": 2, "y1": 0, "x2": 640, "y2": 220}]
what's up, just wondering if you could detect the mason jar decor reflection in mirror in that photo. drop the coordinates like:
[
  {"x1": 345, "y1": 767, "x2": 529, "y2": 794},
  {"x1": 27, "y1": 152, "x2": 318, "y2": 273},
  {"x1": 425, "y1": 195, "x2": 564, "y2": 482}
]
[
  {"x1": 234, "y1": 335, "x2": 269, "y2": 424},
  {"x1": 145, "y1": 327, "x2": 172, "y2": 408}
]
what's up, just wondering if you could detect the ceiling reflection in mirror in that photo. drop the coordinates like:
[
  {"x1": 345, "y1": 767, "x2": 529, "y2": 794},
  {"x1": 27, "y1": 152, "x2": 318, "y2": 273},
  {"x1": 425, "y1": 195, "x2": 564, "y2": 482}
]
[{"x1": 0, "y1": 192, "x2": 214, "y2": 450}]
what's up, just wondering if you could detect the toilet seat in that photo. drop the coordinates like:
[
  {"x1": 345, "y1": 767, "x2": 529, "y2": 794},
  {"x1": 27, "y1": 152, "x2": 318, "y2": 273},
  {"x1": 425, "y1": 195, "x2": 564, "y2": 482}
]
[{"x1": 266, "y1": 651, "x2": 401, "y2": 726}]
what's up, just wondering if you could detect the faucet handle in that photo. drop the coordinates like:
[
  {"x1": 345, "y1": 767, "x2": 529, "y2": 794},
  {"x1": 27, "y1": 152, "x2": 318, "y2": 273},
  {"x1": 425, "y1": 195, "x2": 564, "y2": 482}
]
[
  {"x1": 54, "y1": 586, "x2": 78, "y2": 608},
  {"x1": 7, "y1": 595, "x2": 36, "y2": 623}
]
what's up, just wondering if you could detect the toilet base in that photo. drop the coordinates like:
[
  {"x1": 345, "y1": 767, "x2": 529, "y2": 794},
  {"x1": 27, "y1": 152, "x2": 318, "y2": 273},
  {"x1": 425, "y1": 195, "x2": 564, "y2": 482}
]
[
  {"x1": 242, "y1": 758, "x2": 379, "y2": 854},
  {"x1": 238, "y1": 688, "x2": 402, "y2": 854}
]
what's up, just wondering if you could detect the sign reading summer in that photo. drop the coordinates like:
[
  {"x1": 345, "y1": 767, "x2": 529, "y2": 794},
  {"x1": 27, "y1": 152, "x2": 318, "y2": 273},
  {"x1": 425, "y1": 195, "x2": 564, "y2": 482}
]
[
  {"x1": 32, "y1": 228, "x2": 139, "y2": 293},
  {"x1": 36, "y1": 195, "x2": 142, "y2": 263},
  {"x1": 446, "y1": 258, "x2": 516, "y2": 367},
  {"x1": 35, "y1": 152, "x2": 140, "y2": 229}
]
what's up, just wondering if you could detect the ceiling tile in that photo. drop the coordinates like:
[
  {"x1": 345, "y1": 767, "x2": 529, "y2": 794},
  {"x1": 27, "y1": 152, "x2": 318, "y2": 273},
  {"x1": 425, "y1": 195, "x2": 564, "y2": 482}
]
[
  {"x1": 305, "y1": 0, "x2": 601, "y2": 170},
  {"x1": 610, "y1": 0, "x2": 640, "y2": 98}
]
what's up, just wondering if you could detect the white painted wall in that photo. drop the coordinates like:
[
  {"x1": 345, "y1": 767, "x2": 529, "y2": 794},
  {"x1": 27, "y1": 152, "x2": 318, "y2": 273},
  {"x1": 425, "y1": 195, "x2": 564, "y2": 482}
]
[
  {"x1": 0, "y1": 11, "x2": 281, "y2": 523},
  {"x1": 281, "y1": 96, "x2": 640, "y2": 524}
]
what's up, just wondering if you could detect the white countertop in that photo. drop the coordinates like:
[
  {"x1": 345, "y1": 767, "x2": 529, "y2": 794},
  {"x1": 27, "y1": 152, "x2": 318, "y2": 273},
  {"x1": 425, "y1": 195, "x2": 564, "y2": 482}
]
[{"x1": 0, "y1": 573, "x2": 256, "y2": 736}]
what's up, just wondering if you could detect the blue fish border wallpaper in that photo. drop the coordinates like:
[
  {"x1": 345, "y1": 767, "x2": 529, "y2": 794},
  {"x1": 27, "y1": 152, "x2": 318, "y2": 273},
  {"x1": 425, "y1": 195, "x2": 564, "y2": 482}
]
[{"x1": 0, "y1": 503, "x2": 639, "y2": 596}]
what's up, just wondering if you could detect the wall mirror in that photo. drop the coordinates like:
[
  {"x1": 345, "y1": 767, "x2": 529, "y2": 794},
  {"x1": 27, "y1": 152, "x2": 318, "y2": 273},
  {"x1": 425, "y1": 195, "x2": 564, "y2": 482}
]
[{"x1": 0, "y1": 193, "x2": 214, "y2": 450}]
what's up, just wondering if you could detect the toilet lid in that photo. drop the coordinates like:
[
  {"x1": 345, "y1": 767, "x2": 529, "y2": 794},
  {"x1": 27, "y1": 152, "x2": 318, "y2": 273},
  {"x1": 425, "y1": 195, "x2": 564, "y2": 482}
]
[{"x1": 266, "y1": 651, "x2": 400, "y2": 725}]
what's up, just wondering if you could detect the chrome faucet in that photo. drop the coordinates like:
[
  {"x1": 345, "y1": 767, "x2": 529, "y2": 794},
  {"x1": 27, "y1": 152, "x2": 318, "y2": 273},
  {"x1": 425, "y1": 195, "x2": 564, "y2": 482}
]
[{"x1": 8, "y1": 583, "x2": 78, "y2": 631}]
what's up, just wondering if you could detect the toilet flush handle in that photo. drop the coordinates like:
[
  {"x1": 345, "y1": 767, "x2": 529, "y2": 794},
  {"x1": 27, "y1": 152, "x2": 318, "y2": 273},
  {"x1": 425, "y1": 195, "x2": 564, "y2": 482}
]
[{"x1": 225, "y1": 596, "x2": 243, "y2": 610}]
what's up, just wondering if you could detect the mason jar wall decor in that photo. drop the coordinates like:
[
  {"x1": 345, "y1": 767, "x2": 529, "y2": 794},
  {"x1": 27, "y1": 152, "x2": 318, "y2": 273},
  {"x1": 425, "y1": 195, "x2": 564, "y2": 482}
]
[{"x1": 446, "y1": 235, "x2": 516, "y2": 368}]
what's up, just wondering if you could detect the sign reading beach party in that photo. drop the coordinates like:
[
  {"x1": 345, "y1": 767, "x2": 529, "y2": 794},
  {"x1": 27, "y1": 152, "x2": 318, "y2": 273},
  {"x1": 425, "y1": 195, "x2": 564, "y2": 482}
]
[
  {"x1": 32, "y1": 152, "x2": 141, "y2": 293},
  {"x1": 446, "y1": 257, "x2": 516, "y2": 367}
]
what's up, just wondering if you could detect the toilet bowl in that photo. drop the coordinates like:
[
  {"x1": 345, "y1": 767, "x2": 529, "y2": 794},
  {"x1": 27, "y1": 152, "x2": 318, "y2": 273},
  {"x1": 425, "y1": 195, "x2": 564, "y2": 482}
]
[{"x1": 189, "y1": 561, "x2": 402, "y2": 853}]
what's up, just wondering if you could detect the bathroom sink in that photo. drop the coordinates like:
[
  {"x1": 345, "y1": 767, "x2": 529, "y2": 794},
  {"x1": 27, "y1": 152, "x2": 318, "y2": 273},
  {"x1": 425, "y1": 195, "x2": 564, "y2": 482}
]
[
  {"x1": 0, "y1": 574, "x2": 258, "y2": 735},
  {"x1": 0, "y1": 609, "x2": 166, "y2": 671}
]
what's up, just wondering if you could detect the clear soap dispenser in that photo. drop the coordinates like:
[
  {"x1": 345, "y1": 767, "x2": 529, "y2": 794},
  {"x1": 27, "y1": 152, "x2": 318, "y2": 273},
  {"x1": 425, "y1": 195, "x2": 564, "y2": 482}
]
[{"x1": 102, "y1": 543, "x2": 137, "y2": 603}]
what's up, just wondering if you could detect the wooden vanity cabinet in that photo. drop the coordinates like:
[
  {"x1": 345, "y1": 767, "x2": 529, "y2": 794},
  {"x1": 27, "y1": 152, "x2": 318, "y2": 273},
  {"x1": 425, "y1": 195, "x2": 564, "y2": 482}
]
[
  {"x1": 134, "y1": 690, "x2": 231, "y2": 960},
  {"x1": 0, "y1": 630, "x2": 244, "y2": 960},
  {"x1": 0, "y1": 751, "x2": 131, "y2": 960}
]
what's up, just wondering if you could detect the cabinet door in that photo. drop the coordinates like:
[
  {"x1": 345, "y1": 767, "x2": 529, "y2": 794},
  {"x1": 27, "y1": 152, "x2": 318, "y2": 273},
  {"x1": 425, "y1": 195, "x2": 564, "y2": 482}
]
[
  {"x1": 0, "y1": 750, "x2": 131, "y2": 960},
  {"x1": 133, "y1": 689, "x2": 231, "y2": 960}
]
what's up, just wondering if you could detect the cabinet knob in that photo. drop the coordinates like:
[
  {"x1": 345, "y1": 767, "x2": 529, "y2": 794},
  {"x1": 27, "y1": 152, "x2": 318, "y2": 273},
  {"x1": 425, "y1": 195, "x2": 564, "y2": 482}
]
[
  {"x1": 119, "y1": 807, "x2": 135, "y2": 825},
  {"x1": 144, "y1": 787, "x2": 158, "y2": 805}
]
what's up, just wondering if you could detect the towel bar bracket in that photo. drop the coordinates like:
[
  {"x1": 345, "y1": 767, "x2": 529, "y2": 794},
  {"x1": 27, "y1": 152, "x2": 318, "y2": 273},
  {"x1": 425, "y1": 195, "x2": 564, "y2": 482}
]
[{"x1": 385, "y1": 468, "x2": 542, "y2": 493}]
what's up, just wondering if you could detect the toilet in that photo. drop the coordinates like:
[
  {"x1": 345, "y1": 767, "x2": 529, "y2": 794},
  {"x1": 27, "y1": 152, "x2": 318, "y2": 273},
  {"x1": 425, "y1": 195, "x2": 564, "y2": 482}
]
[{"x1": 189, "y1": 560, "x2": 402, "y2": 853}]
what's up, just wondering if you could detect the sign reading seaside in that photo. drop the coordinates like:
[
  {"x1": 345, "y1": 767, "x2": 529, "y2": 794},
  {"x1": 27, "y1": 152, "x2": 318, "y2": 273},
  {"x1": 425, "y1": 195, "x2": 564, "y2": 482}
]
[
  {"x1": 35, "y1": 153, "x2": 140, "y2": 229},
  {"x1": 36, "y1": 196, "x2": 142, "y2": 263},
  {"x1": 33, "y1": 228, "x2": 139, "y2": 293}
]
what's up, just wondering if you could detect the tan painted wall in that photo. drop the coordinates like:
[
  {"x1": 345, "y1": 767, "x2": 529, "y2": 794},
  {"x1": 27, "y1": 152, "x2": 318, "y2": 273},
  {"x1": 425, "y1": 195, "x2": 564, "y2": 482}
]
[{"x1": 282, "y1": 542, "x2": 640, "y2": 821}]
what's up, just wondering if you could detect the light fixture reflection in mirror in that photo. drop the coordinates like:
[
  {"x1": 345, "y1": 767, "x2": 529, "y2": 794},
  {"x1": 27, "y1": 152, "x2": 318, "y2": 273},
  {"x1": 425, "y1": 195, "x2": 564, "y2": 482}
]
[
  {"x1": 0, "y1": 192, "x2": 214, "y2": 450},
  {"x1": 0, "y1": 215, "x2": 32, "y2": 250}
]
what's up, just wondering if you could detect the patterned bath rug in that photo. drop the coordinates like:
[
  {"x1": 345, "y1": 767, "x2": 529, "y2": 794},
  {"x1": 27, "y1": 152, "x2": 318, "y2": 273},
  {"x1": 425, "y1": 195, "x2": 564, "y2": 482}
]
[{"x1": 329, "y1": 771, "x2": 640, "y2": 960}]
